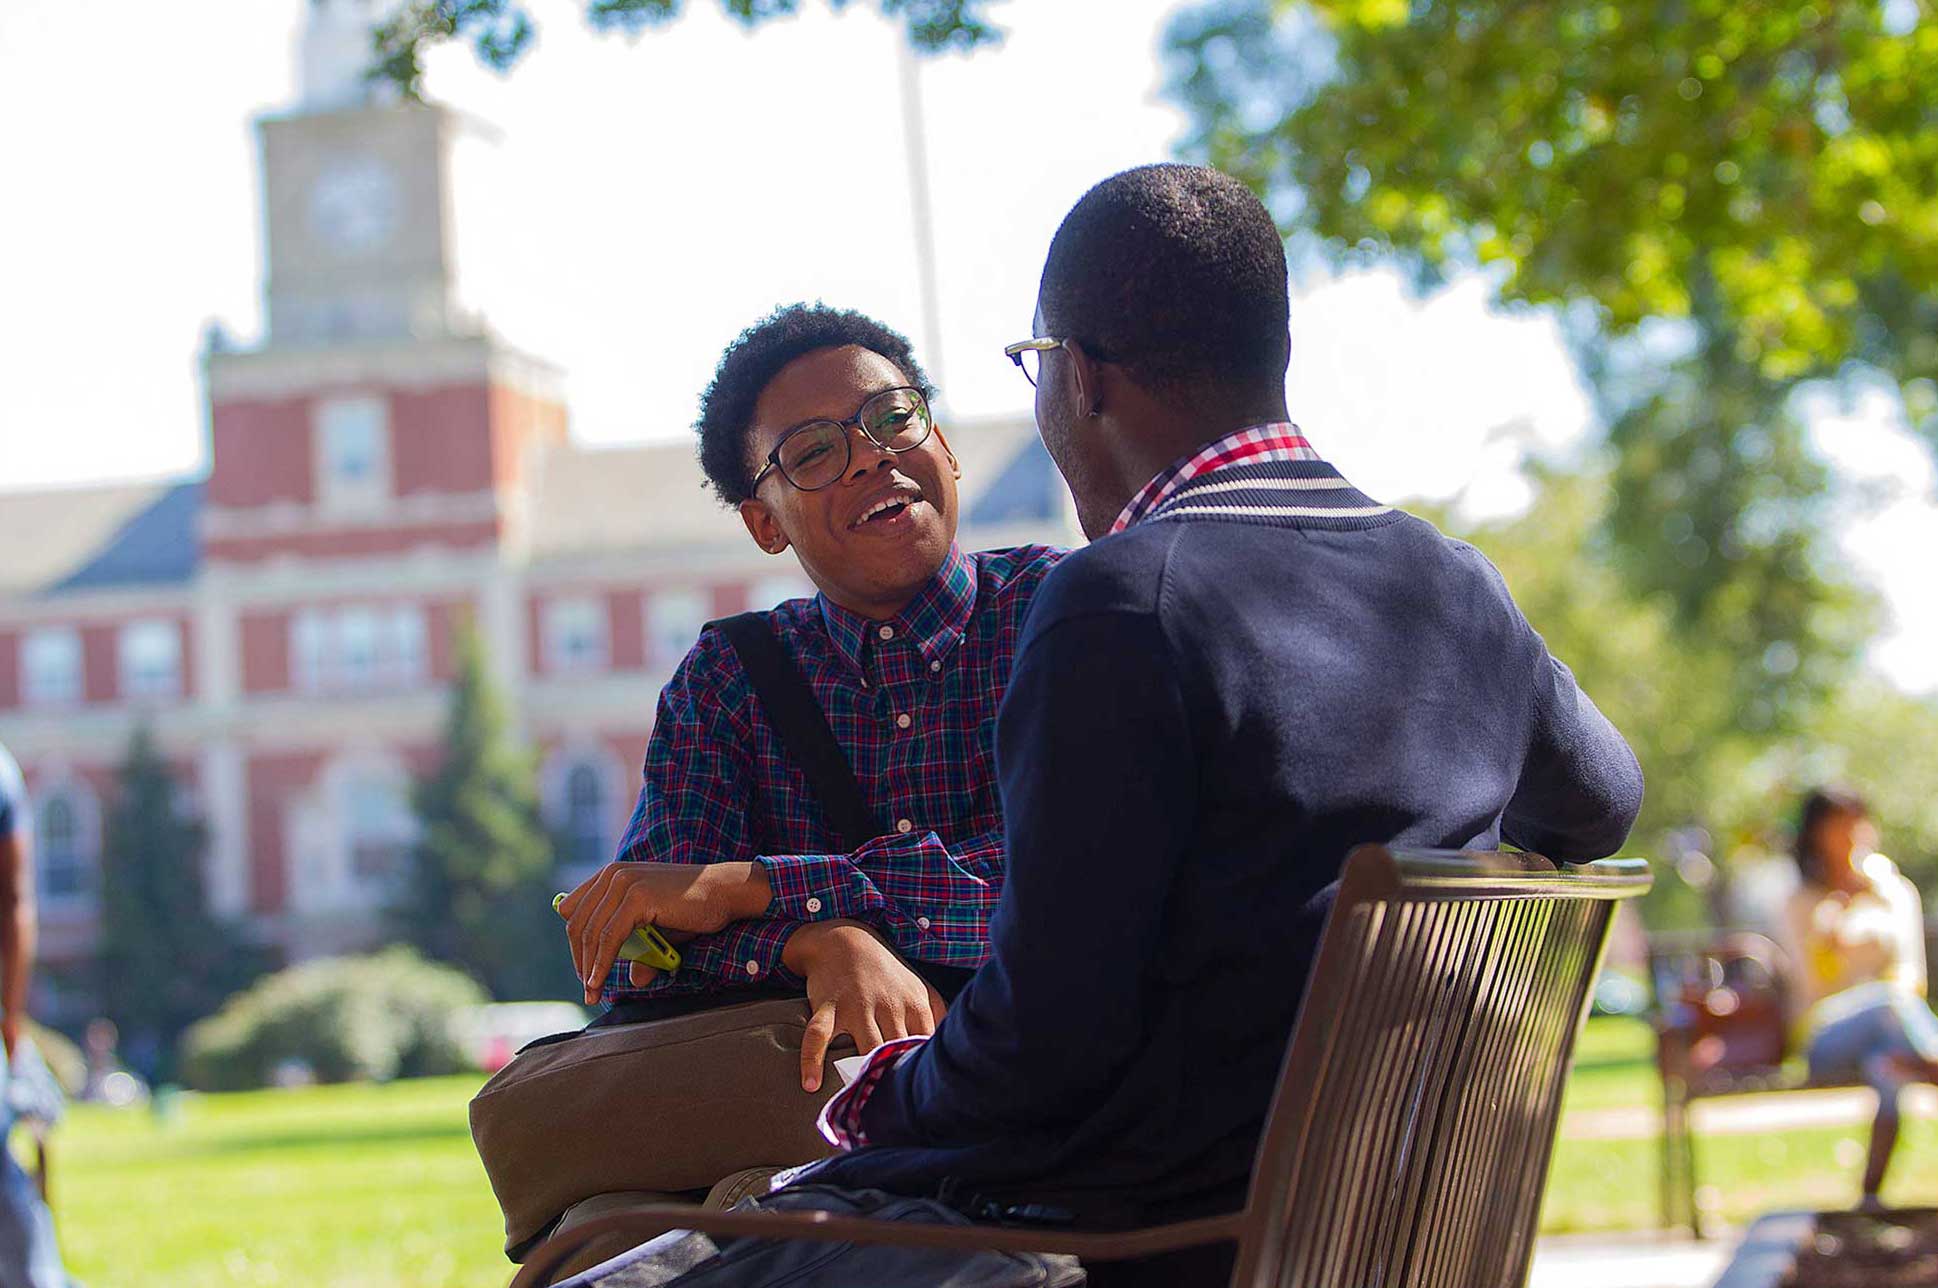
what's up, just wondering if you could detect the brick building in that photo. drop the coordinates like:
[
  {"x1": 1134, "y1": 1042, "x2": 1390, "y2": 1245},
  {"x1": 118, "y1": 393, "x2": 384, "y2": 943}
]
[{"x1": 0, "y1": 0, "x2": 1070, "y2": 1023}]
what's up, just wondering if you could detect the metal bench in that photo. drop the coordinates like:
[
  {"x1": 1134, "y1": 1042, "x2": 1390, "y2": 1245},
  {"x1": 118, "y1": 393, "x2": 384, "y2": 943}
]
[
  {"x1": 1649, "y1": 931, "x2": 1867, "y2": 1237},
  {"x1": 513, "y1": 845, "x2": 1650, "y2": 1288}
]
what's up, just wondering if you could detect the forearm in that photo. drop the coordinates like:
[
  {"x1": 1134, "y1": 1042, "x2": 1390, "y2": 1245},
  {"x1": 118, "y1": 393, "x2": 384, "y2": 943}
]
[
  {"x1": 1, "y1": 908, "x2": 29, "y2": 1023},
  {"x1": 759, "y1": 831, "x2": 1004, "y2": 967},
  {"x1": 0, "y1": 834, "x2": 31, "y2": 1032}
]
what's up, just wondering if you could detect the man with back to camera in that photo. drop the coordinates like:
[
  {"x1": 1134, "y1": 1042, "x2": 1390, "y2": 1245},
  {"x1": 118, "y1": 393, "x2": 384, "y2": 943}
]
[
  {"x1": 560, "y1": 165, "x2": 1644, "y2": 1288},
  {"x1": 494, "y1": 305, "x2": 1060, "y2": 1252}
]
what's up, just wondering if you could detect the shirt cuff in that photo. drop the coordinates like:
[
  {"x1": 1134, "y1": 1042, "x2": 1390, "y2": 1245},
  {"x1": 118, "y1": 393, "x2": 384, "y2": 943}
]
[
  {"x1": 758, "y1": 852, "x2": 868, "y2": 923},
  {"x1": 817, "y1": 1035, "x2": 929, "y2": 1150},
  {"x1": 600, "y1": 918, "x2": 799, "y2": 1003}
]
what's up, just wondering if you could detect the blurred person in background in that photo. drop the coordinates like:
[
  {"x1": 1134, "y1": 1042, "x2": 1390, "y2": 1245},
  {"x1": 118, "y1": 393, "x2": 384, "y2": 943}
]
[
  {"x1": 1779, "y1": 785, "x2": 1938, "y2": 1210},
  {"x1": 0, "y1": 741, "x2": 72, "y2": 1287}
]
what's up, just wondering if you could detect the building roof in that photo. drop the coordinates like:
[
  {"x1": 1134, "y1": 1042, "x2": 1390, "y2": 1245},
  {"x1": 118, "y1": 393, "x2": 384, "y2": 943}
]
[
  {"x1": 0, "y1": 479, "x2": 202, "y2": 597},
  {"x1": 0, "y1": 413, "x2": 1063, "y2": 598}
]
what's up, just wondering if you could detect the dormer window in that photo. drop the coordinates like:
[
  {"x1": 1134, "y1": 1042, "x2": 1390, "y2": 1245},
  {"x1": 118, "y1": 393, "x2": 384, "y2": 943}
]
[{"x1": 314, "y1": 395, "x2": 390, "y2": 511}]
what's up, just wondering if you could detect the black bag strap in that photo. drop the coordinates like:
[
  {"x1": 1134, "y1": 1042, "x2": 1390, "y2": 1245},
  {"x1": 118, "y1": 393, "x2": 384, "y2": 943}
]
[
  {"x1": 714, "y1": 612, "x2": 878, "y2": 851},
  {"x1": 712, "y1": 612, "x2": 976, "y2": 1004}
]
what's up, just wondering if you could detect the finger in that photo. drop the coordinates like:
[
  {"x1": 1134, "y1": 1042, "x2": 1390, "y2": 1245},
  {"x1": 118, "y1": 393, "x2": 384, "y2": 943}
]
[
  {"x1": 628, "y1": 960, "x2": 661, "y2": 989},
  {"x1": 555, "y1": 864, "x2": 608, "y2": 921},
  {"x1": 925, "y1": 985, "x2": 949, "y2": 1026},
  {"x1": 855, "y1": 1012, "x2": 886, "y2": 1055},
  {"x1": 881, "y1": 1005, "x2": 911, "y2": 1044},
  {"x1": 564, "y1": 865, "x2": 622, "y2": 980},
  {"x1": 660, "y1": 928, "x2": 698, "y2": 945},
  {"x1": 583, "y1": 890, "x2": 647, "y2": 1005},
  {"x1": 801, "y1": 1002, "x2": 838, "y2": 1093}
]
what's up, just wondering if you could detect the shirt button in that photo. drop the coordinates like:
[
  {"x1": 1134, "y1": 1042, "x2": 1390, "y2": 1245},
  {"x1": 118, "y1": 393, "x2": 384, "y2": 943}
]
[
  {"x1": 916, "y1": 916, "x2": 932, "y2": 930},
  {"x1": 878, "y1": 625, "x2": 895, "y2": 641},
  {"x1": 744, "y1": 960, "x2": 760, "y2": 976},
  {"x1": 805, "y1": 896, "x2": 824, "y2": 914},
  {"x1": 896, "y1": 818, "x2": 913, "y2": 834},
  {"x1": 896, "y1": 713, "x2": 912, "y2": 729},
  {"x1": 929, "y1": 660, "x2": 941, "y2": 674}
]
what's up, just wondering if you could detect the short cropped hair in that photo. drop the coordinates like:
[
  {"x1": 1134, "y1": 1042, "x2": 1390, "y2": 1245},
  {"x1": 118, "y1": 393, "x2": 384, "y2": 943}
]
[
  {"x1": 1039, "y1": 164, "x2": 1290, "y2": 400},
  {"x1": 696, "y1": 304, "x2": 934, "y2": 506}
]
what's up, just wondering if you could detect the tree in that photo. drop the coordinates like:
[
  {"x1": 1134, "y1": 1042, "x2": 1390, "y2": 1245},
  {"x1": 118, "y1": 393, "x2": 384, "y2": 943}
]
[
  {"x1": 1433, "y1": 460, "x2": 1905, "y2": 927},
  {"x1": 394, "y1": 623, "x2": 570, "y2": 1000},
  {"x1": 1167, "y1": 0, "x2": 1938, "y2": 446},
  {"x1": 1164, "y1": 0, "x2": 1913, "y2": 740},
  {"x1": 370, "y1": 0, "x2": 1004, "y2": 99},
  {"x1": 96, "y1": 727, "x2": 263, "y2": 1081}
]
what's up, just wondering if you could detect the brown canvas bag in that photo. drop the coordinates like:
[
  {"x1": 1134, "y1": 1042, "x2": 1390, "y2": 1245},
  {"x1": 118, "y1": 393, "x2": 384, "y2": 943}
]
[
  {"x1": 473, "y1": 613, "x2": 917, "y2": 1260},
  {"x1": 470, "y1": 997, "x2": 855, "y2": 1257}
]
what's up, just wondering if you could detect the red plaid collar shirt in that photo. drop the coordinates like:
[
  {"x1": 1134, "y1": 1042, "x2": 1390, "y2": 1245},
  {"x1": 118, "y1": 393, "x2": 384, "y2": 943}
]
[{"x1": 603, "y1": 542, "x2": 1063, "y2": 1002}]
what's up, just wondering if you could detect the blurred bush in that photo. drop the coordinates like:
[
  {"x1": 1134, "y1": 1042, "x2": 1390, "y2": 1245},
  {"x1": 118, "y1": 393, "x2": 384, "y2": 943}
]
[
  {"x1": 24, "y1": 1021, "x2": 85, "y2": 1098},
  {"x1": 180, "y1": 948, "x2": 486, "y2": 1092}
]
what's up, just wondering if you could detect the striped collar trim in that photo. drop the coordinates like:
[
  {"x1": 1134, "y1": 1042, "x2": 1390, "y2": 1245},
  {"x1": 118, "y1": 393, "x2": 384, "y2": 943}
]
[
  {"x1": 1145, "y1": 458, "x2": 1397, "y2": 529},
  {"x1": 1111, "y1": 424, "x2": 1322, "y2": 534}
]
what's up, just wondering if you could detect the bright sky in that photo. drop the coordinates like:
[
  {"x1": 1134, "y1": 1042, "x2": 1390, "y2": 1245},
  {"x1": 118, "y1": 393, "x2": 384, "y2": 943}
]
[{"x1": 0, "y1": 0, "x2": 1932, "y2": 691}]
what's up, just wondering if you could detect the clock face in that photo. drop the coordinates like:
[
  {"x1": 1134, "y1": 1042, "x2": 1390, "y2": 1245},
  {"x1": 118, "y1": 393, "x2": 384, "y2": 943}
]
[{"x1": 308, "y1": 157, "x2": 400, "y2": 254}]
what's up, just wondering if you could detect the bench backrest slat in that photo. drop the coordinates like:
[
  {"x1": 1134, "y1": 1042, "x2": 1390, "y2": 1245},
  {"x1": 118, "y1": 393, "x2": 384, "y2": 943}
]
[{"x1": 1232, "y1": 846, "x2": 1649, "y2": 1288}]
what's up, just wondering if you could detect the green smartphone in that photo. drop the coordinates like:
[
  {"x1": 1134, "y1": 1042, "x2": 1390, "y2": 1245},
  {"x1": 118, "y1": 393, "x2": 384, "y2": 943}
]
[{"x1": 552, "y1": 892, "x2": 682, "y2": 974}]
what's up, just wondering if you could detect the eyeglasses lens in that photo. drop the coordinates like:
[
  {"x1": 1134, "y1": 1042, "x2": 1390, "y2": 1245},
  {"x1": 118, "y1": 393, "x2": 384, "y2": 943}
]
[
  {"x1": 862, "y1": 389, "x2": 932, "y2": 449},
  {"x1": 777, "y1": 422, "x2": 849, "y2": 490}
]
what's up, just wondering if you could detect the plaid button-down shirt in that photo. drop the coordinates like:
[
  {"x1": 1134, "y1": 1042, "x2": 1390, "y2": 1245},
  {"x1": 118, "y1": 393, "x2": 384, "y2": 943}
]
[{"x1": 605, "y1": 543, "x2": 1064, "y2": 1001}]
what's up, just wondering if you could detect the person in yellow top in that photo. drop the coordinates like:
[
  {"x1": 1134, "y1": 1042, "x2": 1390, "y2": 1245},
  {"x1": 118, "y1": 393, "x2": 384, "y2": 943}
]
[{"x1": 1777, "y1": 787, "x2": 1938, "y2": 1210}]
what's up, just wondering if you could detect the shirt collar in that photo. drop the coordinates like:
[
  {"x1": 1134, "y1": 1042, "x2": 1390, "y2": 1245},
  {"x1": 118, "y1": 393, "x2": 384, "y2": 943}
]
[
  {"x1": 1111, "y1": 423, "x2": 1322, "y2": 534},
  {"x1": 817, "y1": 542, "x2": 978, "y2": 675}
]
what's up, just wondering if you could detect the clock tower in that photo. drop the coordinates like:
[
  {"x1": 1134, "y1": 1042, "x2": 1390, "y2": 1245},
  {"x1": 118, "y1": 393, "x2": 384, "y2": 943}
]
[{"x1": 199, "y1": 0, "x2": 565, "y2": 570}]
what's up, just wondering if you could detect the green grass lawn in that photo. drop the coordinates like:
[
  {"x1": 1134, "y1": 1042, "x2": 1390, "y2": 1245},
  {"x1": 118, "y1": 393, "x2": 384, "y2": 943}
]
[
  {"x1": 41, "y1": 1018, "x2": 1938, "y2": 1284},
  {"x1": 53, "y1": 1075, "x2": 506, "y2": 1288}
]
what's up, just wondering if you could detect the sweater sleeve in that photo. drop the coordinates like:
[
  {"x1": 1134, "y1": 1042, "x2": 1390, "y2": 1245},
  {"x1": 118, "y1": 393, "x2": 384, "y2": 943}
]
[
  {"x1": 859, "y1": 606, "x2": 1197, "y2": 1144},
  {"x1": 1502, "y1": 650, "x2": 1645, "y2": 862}
]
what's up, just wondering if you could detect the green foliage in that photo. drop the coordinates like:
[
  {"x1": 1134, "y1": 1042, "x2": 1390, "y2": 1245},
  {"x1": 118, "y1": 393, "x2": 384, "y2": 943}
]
[
  {"x1": 371, "y1": 0, "x2": 1003, "y2": 99},
  {"x1": 1601, "y1": 336, "x2": 1878, "y2": 733},
  {"x1": 95, "y1": 728, "x2": 265, "y2": 1081},
  {"x1": 24, "y1": 1019, "x2": 86, "y2": 1097},
  {"x1": 392, "y1": 625, "x2": 570, "y2": 1001},
  {"x1": 1440, "y1": 461, "x2": 1936, "y2": 923},
  {"x1": 1169, "y1": 0, "x2": 1938, "y2": 437},
  {"x1": 1166, "y1": 1, "x2": 1938, "y2": 899},
  {"x1": 178, "y1": 948, "x2": 485, "y2": 1092}
]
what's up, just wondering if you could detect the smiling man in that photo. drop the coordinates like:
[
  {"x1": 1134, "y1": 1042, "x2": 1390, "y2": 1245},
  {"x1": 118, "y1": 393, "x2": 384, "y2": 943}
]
[{"x1": 520, "y1": 304, "x2": 1060, "y2": 1252}]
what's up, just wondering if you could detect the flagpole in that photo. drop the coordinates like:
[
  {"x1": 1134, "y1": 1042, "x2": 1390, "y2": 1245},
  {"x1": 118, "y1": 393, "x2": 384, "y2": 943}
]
[{"x1": 898, "y1": 41, "x2": 948, "y2": 402}]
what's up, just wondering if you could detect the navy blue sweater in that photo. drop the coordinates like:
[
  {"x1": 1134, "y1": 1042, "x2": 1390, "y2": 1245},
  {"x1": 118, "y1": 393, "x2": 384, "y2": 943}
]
[{"x1": 807, "y1": 472, "x2": 1643, "y2": 1228}]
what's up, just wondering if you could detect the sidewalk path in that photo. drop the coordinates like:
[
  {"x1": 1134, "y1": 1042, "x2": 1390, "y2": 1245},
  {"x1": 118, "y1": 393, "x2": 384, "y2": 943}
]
[
  {"x1": 1529, "y1": 1229, "x2": 1734, "y2": 1288},
  {"x1": 1563, "y1": 1085, "x2": 1938, "y2": 1141}
]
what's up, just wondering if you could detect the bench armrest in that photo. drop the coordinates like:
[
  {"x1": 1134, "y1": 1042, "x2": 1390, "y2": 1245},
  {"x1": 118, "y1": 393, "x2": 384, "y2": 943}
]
[{"x1": 511, "y1": 1204, "x2": 1244, "y2": 1287}]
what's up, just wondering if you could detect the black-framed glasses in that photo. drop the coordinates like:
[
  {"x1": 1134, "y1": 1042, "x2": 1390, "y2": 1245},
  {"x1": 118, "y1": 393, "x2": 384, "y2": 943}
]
[
  {"x1": 751, "y1": 386, "x2": 935, "y2": 493},
  {"x1": 1003, "y1": 337, "x2": 1069, "y2": 387}
]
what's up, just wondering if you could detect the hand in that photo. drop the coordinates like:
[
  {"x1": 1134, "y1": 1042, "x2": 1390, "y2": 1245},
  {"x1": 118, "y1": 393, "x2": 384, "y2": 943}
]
[
  {"x1": 559, "y1": 862, "x2": 772, "y2": 1004},
  {"x1": 782, "y1": 921, "x2": 947, "y2": 1093}
]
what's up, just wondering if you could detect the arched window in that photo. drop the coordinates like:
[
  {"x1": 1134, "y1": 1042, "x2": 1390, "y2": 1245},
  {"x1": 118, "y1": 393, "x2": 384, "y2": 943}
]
[
  {"x1": 564, "y1": 764, "x2": 607, "y2": 873},
  {"x1": 343, "y1": 772, "x2": 414, "y2": 893},
  {"x1": 34, "y1": 785, "x2": 98, "y2": 910}
]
